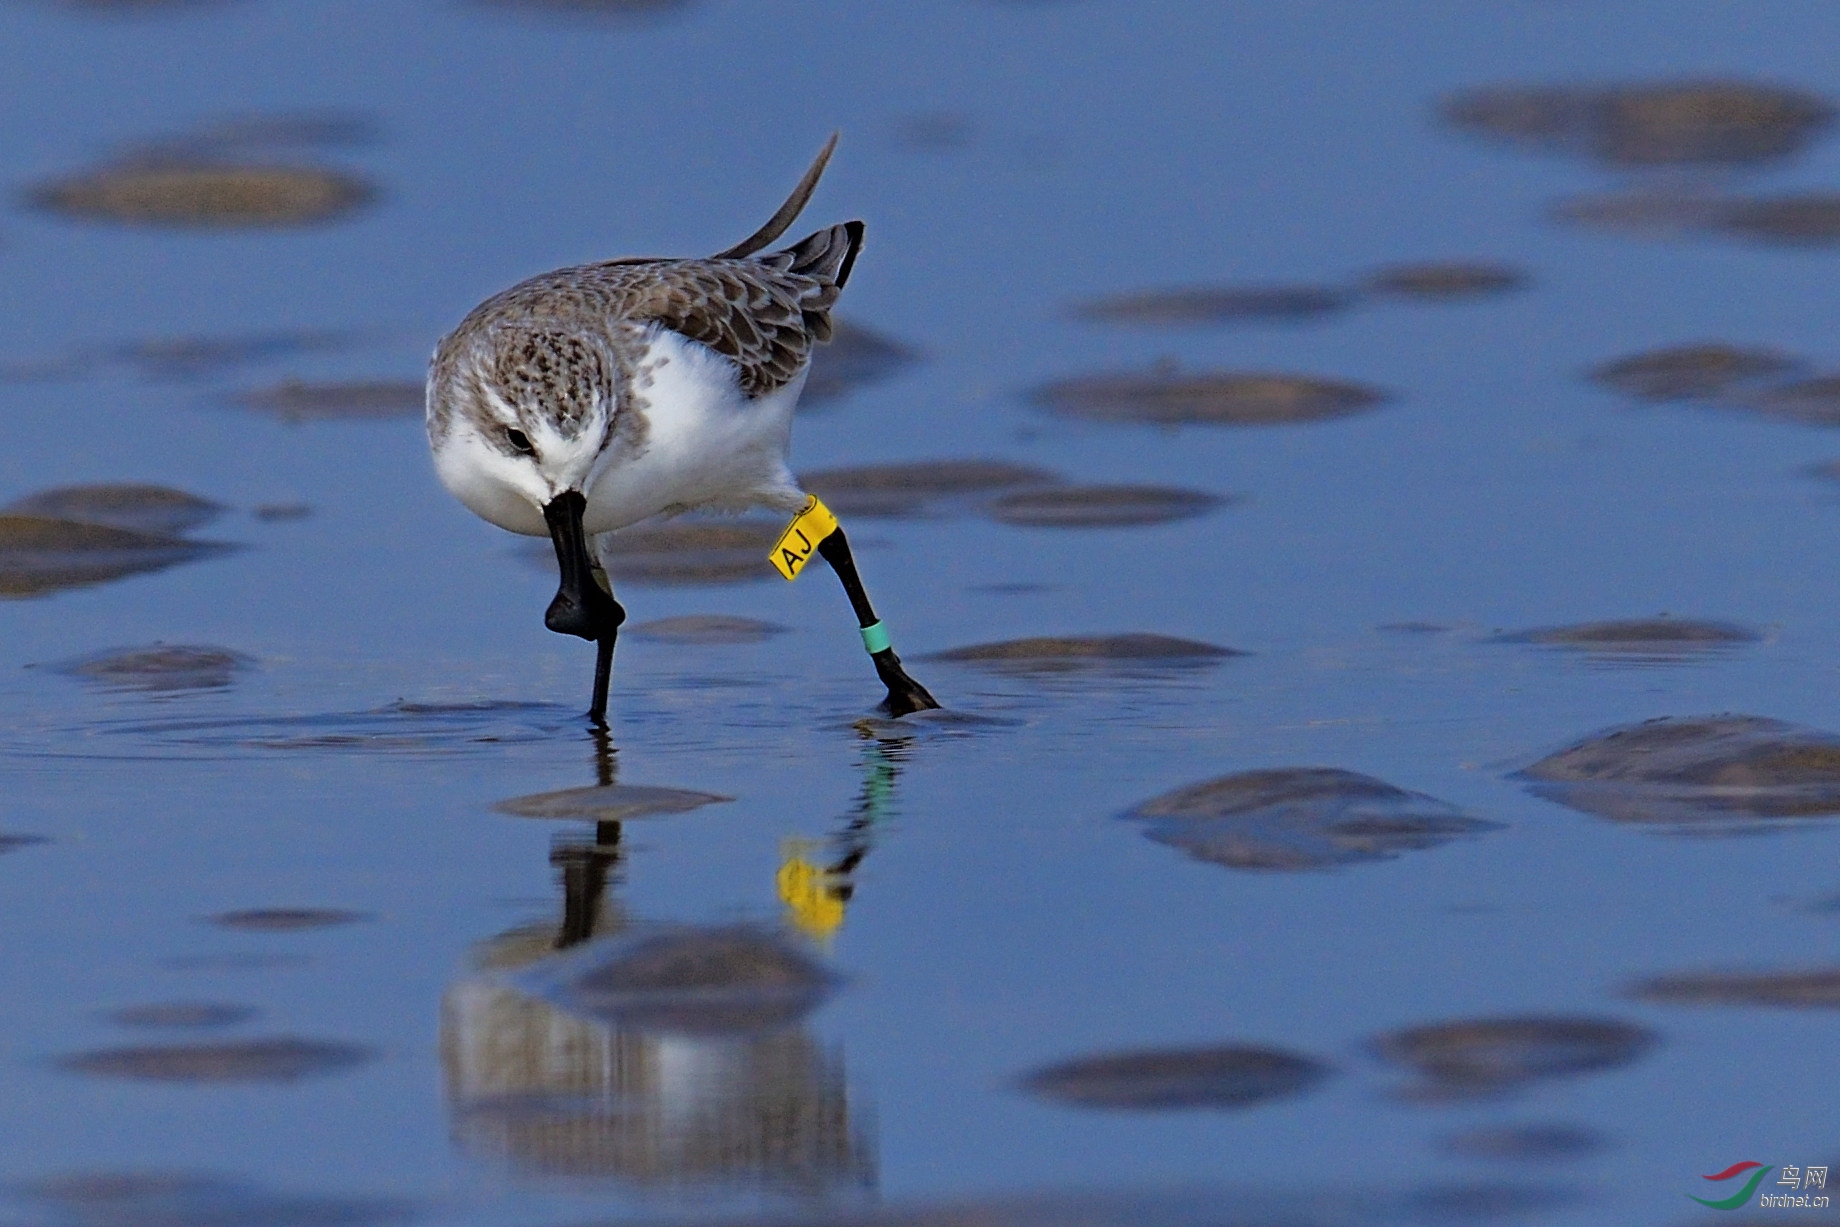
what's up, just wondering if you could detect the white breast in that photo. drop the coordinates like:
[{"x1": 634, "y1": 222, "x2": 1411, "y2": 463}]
[{"x1": 581, "y1": 327, "x2": 807, "y2": 533}]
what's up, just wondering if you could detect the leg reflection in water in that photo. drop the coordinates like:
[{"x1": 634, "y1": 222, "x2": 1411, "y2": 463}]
[
  {"x1": 551, "y1": 819, "x2": 623, "y2": 951},
  {"x1": 440, "y1": 726, "x2": 877, "y2": 1195},
  {"x1": 547, "y1": 723, "x2": 624, "y2": 951},
  {"x1": 778, "y1": 727, "x2": 909, "y2": 943}
]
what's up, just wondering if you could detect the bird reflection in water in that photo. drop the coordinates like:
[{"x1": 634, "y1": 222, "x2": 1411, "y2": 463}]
[
  {"x1": 440, "y1": 727, "x2": 876, "y2": 1196},
  {"x1": 777, "y1": 727, "x2": 907, "y2": 942}
]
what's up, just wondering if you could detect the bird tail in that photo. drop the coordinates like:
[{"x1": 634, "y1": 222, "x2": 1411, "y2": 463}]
[
  {"x1": 777, "y1": 220, "x2": 865, "y2": 288},
  {"x1": 751, "y1": 221, "x2": 865, "y2": 344},
  {"x1": 711, "y1": 133, "x2": 839, "y2": 260}
]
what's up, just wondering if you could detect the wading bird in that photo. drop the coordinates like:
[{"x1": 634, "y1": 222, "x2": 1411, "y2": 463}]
[{"x1": 425, "y1": 136, "x2": 937, "y2": 726}]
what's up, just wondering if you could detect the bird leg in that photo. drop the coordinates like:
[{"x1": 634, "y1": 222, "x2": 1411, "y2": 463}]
[
  {"x1": 816, "y1": 527, "x2": 940, "y2": 717},
  {"x1": 542, "y1": 491, "x2": 626, "y2": 726},
  {"x1": 587, "y1": 635, "x2": 616, "y2": 728}
]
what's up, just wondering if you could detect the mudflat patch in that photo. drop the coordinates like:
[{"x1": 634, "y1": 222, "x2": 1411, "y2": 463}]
[
  {"x1": 1123, "y1": 767, "x2": 1500, "y2": 872},
  {"x1": 1591, "y1": 341, "x2": 1840, "y2": 424},
  {"x1": 1626, "y1": 967, "x2": 1840, "y2": 1008},
  {"x1": 1074, "y1": 266, "x2": 1525, "y2": 326},
  {"x1": 1737, "y1": 375, "x2": 1840, "y2": 424},
  {"x1": 233, "y1": 379, "x2": 424, "y2": 422},
  {"x1": 1489, "y1": 618, "x2": 1761, "y2": 664},
  {"x1": 0, "y1": 515, "x2": 230, "y2": 599},
  {"x1": 1033, "y1": 370, "x2": 1386, "y2": 426},
  {"x1": 28, "y1": 163, "x2": 374, "y2": 227},
  {"x1": 1364, "y1": 261, "x2": 1528, "y2": 300},
  {"x1": 206, "y1": 908, "x2": 371, "y2": 932},
  {"x1": 493, "y1": 783, "x2": 733, "y2": 822},
  {"x1": 57, "y1": 1037, "x2": 372, "y2": 1083},
  {"x1": 930, "y1": 634, "x2": 1239, "y2": 673},
  {"x1": 110, "y1": 328, "x2": 366, "y2": 382},
  {"x1": 1018, "y1": 1045, "x2": 1331, "y2": 1110},
  {"x1": 1072, "y1": 284, "x2": 1353, "y2": 326},
  {"x1": 1717, "y1": 194, "x2": 1840, "y2": 245},
  {"x1": 52, "y1": 645, "x2": 254, "y2": 692},
  {"x1": 14, "y1": 1172, "x2": 413, "y2": 1227},
  {"x1": 1589, "y1": 343, "x2": 1800, "y2": 401},
  {"x1": 1440, "y1": 81, "x2": 1834, "y2": 168},
  {"x1": 1551, "y1": 189, "x2": 1728, "y2": 237},
  {"x1": 627, "y1": 615, "x2": 788, "y2": 644},
  {"x1": 1560, "y1": 192, "x2": 1840, "y2": 246},
  {"x1": 1369, "y1": 1016, "x2": 1657, "y2": 1100},
  {"x1": 799, "y1": 460, "x2": 1059, "y2": 518},
  {"x1": 3, "y1": 484, "x2": 222, "y2": 535},
  {"x1": 984, "y1": 485, "x2": 1225, "y2": 528},
  {"x1": 1514, "y1": 714, "x2": 1840, "y2": 832}
]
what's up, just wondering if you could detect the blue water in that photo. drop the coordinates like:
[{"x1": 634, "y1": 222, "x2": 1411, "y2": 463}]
[{"x1": 2, "y1": 2, "x2": 1840, "y2": 1223}]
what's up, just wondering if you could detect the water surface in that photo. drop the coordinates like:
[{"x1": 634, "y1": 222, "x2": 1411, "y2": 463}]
[{"x1": 4, "y1": 2, "x2": 1840, "y2": 1224}]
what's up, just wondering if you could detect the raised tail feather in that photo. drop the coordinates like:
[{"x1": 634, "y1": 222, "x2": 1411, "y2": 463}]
[
  {"x1": 758, "y1": 222, "x2": 865, "y2": 342},
  {"x1": 712, "y1": 133, "x2": 839, "y2": 260}
]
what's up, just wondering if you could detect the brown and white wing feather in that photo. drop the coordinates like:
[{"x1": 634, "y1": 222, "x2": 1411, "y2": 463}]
[
  {"x1": 441, "y1": 221, "x2": 865, "y2": 400},
  {"x1": 567, "y1": 221, "x2": 864, "y2": 397}
]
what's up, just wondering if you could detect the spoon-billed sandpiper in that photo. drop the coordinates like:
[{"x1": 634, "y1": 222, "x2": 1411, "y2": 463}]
[{"x1": 426, "y1": 136, "x2": 937, "y2": 725}]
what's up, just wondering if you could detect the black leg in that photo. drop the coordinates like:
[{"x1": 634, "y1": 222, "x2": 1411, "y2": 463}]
[
  {"x1": 588, "y1": 635, "x2": 616, "y2": 728},
  {"x1": 817, "y1": 527, "x2": 940, "y2": 717},
  {"x1": 586, "y1": 561, "x2": 622, "y2": 726}
]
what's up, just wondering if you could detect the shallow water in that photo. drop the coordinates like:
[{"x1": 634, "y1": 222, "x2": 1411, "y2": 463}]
[{"x1": 5, "y1": 2, "x2": 1840, "y2": 1225}]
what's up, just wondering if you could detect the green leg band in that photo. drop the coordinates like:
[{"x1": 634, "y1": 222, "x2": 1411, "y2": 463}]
[{"x1": 859, "y1": 621, "x2": 891, "y2": 655}]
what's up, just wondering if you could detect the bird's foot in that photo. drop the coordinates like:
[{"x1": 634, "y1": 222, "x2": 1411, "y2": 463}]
[{"x1": 875, "y1": 655, "x2": 941, "y2": 718}]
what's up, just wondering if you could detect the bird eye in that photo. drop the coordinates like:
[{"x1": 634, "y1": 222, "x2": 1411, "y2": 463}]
[{"x1": 505, "y1": 427, "x2": 535, "y2": 455}]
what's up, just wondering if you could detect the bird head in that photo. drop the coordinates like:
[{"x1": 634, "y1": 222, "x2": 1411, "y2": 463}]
[
  {"x1": 428, "y1": 323, "x2": 627, "y2": 644},
  {"x1": 427, "y1": 324, "x2": 618, "y2": 536}
]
